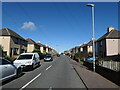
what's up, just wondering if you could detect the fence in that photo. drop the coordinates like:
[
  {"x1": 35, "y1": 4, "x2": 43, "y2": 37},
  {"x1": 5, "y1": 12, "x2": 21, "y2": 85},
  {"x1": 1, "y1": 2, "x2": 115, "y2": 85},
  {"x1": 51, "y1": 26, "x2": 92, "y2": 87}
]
[{"x1": 99, "y1": 61, "x2": 120, "y2": 71}]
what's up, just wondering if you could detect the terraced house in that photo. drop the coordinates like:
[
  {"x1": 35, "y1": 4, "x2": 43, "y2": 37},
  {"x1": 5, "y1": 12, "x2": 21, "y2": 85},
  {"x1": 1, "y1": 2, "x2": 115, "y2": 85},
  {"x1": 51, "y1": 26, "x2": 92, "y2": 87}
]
[
  {"x1": 37, "y1": 41, "x2": 44, "y2": 53},
  {"x1": 26, "y1": 38, "x2": 40, "y2": 53},
  {"x1": 82, "y1": 41, "x2": 93, "y2": 55},
  {"x1": 0, "y1": 28, "x2": 28, "y2": 57},
  {"x1": 37, "y1": 42, "x2": 55, "y2": 54}
]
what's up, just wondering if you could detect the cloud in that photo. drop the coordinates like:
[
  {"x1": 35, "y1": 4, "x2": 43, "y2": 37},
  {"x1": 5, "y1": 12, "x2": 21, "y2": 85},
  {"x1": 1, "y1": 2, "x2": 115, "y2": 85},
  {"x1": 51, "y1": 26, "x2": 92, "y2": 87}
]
[{"x1": 21, "y1": 21, "x2": 37, "y2": 30}]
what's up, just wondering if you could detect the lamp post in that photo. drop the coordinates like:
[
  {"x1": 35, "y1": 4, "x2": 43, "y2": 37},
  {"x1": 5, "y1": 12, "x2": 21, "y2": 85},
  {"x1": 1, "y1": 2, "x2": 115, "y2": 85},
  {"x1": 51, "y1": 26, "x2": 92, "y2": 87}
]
[{"x1": 86, "y1": 4, "x2": 96, "y2": 72}]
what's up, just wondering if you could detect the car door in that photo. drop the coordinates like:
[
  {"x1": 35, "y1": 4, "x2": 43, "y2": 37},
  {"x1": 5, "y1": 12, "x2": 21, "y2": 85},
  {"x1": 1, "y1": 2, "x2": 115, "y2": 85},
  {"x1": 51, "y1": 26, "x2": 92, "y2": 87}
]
[
  {"x1": 35, "y1": 54, "x2": 39, "y2": 63},
  {"x1": 0, "y1": 59, "x2": 2, "y2": 80},
  {"x1": 33, "y1": 55, "x2": 37, "y2": 66},
  {"x1": 2, "y1": 59, "x2": 16, "y2": 79}
]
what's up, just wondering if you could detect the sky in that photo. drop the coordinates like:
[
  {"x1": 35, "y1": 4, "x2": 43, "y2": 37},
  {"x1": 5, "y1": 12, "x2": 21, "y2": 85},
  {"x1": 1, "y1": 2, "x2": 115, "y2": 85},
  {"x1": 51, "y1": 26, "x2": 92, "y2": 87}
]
[{"x1": 2, "y1": 2, "x2": 119, "y2": 52}]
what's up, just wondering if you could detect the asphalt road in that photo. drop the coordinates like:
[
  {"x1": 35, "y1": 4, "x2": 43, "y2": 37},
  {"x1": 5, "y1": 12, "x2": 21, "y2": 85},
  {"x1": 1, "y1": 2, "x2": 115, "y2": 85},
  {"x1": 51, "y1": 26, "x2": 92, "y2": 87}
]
[{"x1": 1, "y1": 55, "x2": 86, "y2": 89}]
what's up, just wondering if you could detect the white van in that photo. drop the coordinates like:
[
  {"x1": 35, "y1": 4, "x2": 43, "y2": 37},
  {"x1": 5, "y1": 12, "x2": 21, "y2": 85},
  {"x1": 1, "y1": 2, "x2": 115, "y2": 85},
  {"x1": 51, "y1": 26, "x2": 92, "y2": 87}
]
[{"x1": 14, "y1": 53, "x2": 40, "y2": 70}]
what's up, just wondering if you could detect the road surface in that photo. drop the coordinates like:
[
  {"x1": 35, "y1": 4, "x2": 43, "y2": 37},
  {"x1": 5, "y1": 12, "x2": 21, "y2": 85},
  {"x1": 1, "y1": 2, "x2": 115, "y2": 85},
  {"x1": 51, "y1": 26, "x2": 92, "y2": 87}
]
[{"x1": 2, "y1": 55, "x2": 86, "y2": 89}]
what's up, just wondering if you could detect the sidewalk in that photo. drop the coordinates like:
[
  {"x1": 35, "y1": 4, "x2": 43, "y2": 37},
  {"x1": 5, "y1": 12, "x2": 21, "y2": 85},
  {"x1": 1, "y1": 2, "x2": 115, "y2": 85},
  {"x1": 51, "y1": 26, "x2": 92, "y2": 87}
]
[{"x1": 70, "y1": 59, "x2": 120, "y2": 89}]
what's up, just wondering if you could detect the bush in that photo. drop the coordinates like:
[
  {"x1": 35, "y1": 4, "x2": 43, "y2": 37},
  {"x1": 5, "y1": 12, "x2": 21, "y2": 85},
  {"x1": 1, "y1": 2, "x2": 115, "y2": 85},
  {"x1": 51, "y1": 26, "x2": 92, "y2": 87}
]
[
  {"x1": 74, "y1": 52, "x2": 89, "y2": 61},
  {"x1": 4, "y1": 56, "x2": 16, "y2": 62}
]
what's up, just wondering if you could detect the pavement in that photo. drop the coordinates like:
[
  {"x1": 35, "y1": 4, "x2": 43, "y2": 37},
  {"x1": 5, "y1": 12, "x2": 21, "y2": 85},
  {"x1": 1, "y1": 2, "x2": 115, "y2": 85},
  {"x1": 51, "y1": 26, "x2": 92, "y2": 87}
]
[{"x1": 70, "y1": 58, "x2": 120, "y2": 90}]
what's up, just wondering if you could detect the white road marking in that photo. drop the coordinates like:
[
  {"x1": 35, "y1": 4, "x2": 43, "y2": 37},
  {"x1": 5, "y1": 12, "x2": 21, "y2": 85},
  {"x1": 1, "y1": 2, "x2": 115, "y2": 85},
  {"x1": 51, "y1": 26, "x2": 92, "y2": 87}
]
[
  {"x1": 20, "y1": 73, "x2": 42, "y2": 90},
  {"x1": 48, "y1": 86, "x2": 52, "y2": 90},
  {"x1": 46, "y1": 65, "x2": 52, "y2": 71}
]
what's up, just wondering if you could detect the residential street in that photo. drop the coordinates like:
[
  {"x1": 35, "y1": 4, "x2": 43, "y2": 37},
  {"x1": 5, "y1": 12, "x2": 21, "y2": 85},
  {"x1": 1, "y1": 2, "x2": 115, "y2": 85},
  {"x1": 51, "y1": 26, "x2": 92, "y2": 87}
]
[{"x1": 2, "y1": 55, "x2": 86, "y2": 89}]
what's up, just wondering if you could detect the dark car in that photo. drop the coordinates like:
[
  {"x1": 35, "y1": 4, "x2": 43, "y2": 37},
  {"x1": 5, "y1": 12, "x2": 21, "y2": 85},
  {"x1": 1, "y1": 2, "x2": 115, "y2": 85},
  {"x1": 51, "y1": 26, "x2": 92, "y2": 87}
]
[{"x1": 44, "y1": 55, "x2": 53, "y2": 62}]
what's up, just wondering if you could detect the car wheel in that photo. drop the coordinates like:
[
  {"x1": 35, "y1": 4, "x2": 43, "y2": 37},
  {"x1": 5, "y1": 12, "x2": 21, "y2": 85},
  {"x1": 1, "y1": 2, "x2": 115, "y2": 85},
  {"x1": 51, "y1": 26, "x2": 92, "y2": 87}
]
[
  {"x1": 30, "y1": 64, "x2": 34, "y2": 70},
  {"x1": 16, "y1": 67, "x2": 22, "y2": 78},
  {"x1": 38, "y1": 62, "x2": 40, "y2": 67}
]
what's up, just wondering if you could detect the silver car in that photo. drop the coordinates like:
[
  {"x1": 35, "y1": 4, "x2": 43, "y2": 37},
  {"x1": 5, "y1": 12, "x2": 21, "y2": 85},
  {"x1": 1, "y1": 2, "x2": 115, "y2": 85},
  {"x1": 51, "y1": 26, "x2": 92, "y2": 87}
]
[
  {"x1": 44, "y1": 55, "x2": 53, "y2": 62},
  {"x1": 0, "y1": 57, "x2": 22, "y2": 82}
]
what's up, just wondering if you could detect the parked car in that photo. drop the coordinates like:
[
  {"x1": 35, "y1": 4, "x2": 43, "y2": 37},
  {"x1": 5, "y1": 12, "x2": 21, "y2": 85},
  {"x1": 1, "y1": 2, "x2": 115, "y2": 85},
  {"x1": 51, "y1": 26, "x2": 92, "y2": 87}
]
[
  {"x1": 57, "y1": 54, "x2": 60, "y2": 57},
  {"x1": 44, "y1": 55, "x2": 53, "y2": 62},
  {"x1": 86, "y1": 58, "x2": 94, "y2": 61},
  {"x1": 14, "y1": 53, "x2": 40, "y2": 70},
  {"x1": 0, "y1": 57, "x2": 22, "y2": 82}
]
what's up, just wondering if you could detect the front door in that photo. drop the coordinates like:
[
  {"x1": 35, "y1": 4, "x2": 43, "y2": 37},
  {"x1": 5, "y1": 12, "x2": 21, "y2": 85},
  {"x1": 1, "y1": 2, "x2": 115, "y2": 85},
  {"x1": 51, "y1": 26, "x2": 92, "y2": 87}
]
[{"x1": 10, "y1": 48, "x2": 12, "y2": 57}]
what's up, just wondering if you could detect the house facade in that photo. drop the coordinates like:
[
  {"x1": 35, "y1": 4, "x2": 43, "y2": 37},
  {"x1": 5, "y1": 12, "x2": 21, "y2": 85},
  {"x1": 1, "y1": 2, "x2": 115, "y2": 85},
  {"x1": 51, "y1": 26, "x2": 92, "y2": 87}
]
[
  {"x1": 37, "y1": 41, "x2": 44, "y2": 53},
  {"x1": 0, "y1": 28, "x2": 28, "y2": 57},
  {"x1": 87, "y1": 41, "x2": 93, "y2": 53},
  {"x1": 96, "y1": 27, "x2": 120, "y2": 59},
  {"x1": 26, "y1": 38, "x2": 40, "y2": 53},
  {"x1": 37, "y1": 42, "x2": 54, "y2": 54}
]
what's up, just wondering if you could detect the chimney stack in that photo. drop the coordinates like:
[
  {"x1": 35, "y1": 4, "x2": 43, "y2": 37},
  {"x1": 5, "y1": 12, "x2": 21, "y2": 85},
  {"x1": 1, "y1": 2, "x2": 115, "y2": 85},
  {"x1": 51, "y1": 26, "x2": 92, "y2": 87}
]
[
  {"x1": 107, "y1": 27, "x2": 114, "y2": 32},
  {"x1": 38, "y1": 41, "x2": 40, "y2": 43},
  {"x1": 84, "y1": 42, "x2": 86, "y2": 44}
]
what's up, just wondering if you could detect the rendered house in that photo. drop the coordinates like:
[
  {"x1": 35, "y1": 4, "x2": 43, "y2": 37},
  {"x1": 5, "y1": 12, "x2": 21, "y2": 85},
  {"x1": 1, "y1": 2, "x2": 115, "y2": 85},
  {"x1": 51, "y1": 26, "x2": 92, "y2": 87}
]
[
  {"x1": 87, "y1": 41, "x2": 93, "y2": 53},
  {"x1": 0, "y1": 28, "x2": 27, "y2": 57},
  {"x1": 71, "y1": 47, "x2": 76, "y2": 55},
  {"x1": 48, "y1": 46, "x2": 53, "y2": 54},
  {"x1": 37, "y1": 41, "x2": 44, "y2": 53},
  {"x1": 78, "y1": 45, "x2": 83, "y2": 53},
  {"x1": 26, "y1": 38, "x2": 40, "y2": 53},
  {"x1": 96, "y1": 27, "x2": 120, "y2": 59},
  {"x1": 37, "y1": 42, "x2": 53, "y2": 54},
  {"x1": 42, "y1": 45, "x2": 48, "y2": 54},
  {"x1": 81, "y1": 42, "x2": 87, "y2": 54},
  {"x1": 75, "y1": 46, "x2": 79, "y2": 53}
]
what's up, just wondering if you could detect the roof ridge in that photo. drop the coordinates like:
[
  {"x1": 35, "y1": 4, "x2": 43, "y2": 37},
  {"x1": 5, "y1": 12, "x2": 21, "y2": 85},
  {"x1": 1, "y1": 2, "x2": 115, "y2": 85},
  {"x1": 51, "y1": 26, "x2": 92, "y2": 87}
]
[
  {"x1": 97, "y1": 32, "x2": 109, "y2": 41},
  {"x1": 6, "y1": 28, "x2": 10, "y2": 35},
  {"x1": 106, "y1": 30, "x2": 114, "y2": 38},
  {"x1": 2, "y1": 28, "x2": 27, "y2": 41},
  {"x1": 26, "y1": 38, "x2": 36, "y2": 44}
]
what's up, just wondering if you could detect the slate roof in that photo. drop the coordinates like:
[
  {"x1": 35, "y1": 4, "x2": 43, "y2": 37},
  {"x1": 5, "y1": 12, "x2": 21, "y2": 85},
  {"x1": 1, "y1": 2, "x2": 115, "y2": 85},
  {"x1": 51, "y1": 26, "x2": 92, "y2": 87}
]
[
  {"x1": 37, "y1": 43, "x2": 43, "y2": 47},
  {"x1": 87, "y1": 41, "x2": 93, "y2": 46},
  {"x1": 26, "y1": 38, "x2": 37, "y2": 44},
  {"x1": 97, "y1": 30, "x2": 120, "y2": 41},
  {"x1": 37, "y1": 43, "x2": 51, "y2": 48},
  {"x1": 42, "y1": 45, "x2": 48, "y2": 48},
  {"x1": 80, "y1": 43, "x2": 87, "y2": 47},
  {"x1": 0, "y1": 28, "x2": 26, "y2": 40}
]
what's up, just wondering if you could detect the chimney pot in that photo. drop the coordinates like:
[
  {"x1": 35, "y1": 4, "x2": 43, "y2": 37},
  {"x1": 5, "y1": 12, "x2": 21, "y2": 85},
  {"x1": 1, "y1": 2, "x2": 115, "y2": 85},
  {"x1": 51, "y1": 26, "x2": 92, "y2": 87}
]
[
  {"x1": 38, "y1": 41, "x2": 40, "y2": 43},
  {"x1": 84, "y1": 42, "x2": 86, "y2": 44},
  {"x1": 107, "y1": 27, "x2": 114, "y2": 32}
]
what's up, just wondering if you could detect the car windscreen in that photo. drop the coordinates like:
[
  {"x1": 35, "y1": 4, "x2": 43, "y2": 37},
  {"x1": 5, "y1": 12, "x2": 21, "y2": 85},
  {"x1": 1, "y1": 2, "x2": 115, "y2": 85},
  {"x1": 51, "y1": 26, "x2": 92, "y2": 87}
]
[
  {"x1": 45, "y1": 56, "x2": 52, "y2": 58},
  {"x1": 17, "y1": 54, "x2": 33, "y2": 60},
  {"x1": 0, "y1": 58, "x2": 12, "y2": 65}
]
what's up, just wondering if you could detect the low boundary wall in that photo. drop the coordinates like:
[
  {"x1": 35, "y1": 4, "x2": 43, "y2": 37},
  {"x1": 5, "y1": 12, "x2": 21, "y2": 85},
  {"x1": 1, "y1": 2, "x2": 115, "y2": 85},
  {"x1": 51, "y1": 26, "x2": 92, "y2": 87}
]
[{"x1": 83, "y1": 62, "x2": 120, "y2": 86}]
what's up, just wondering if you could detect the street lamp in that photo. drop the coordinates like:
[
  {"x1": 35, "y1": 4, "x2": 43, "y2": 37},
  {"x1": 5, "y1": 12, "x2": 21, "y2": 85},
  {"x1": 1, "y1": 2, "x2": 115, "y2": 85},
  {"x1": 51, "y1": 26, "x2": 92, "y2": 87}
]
[{"x1": 86, "y1": 4, "x2": 96, "y2": 72}]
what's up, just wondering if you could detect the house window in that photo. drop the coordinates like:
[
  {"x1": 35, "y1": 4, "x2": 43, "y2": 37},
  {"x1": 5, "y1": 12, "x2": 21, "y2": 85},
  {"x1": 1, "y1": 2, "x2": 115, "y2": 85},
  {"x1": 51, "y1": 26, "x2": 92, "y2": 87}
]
[
  {"x1": 81, "y1": 48, "x2": 83, "y2": 52},
  {"x1": 100, "y1": 41, "x2": 102, "y2": 46},
  {"x1": 21, "y1": 40, "x2": 25, "y2": 45},
  {"x1": 15, "y1": 38, "x2": 18, "y2": 44},
  {"x1": 3, "y1": 51, "x2": 7, "y2": 57},
  {"x1": 13, "y1": 48, "x2": 18, "y2": 55},
  {"x1": 44, "y1": 47, "x2": 46, "y2": 51},
  {"x1": 20, "y1": 49, "x2": 24, "y2": 53}
]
